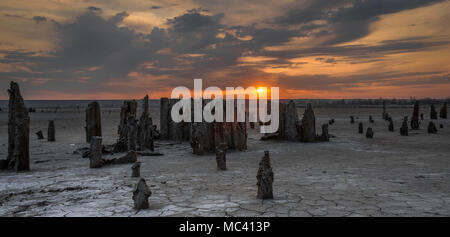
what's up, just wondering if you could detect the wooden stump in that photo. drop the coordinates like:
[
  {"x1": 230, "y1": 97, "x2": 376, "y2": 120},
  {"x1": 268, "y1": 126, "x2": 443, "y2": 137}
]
[
  {"x1": 358, "y1": 122, "x2": 363, "y2": 134},
  {"x1": 131, "y1": 162, "x2": 141, "y2": 177},
  {"x1": 138, "y1": 95, "x2": 154, "y2": 151},
  {"x1": 47, "y1": 120, "x2": 55, "y2": 142},
  {"x1": 430, "y1": 105, "x2": 437, "y2": 120},
  {"x1": 257, "y1": 151, "x2": 274, "y2": 199},
  {"x1": 365, "y1": 127, "x2": 374, "y2": 138},
  {"x1": 114, "y1": 100, "x2": 137, "y2": 152},
  {"x1": 4, "y1": 81, "x2": 29, "y2": 171},
  {"x1": 300, "y1": 104, "x2": 316, "y2": 142},
  {"x1": 440, "y1": 102, "x2": 447, "y2": 119},
  {"x1": 215, "y1": 143, "x2": 227, "y2": 171},
  {"x1": 128, "y1": 115, "x2": 137, "y2": 151},
  {"x1": 36, "y1": 130, "x2": 44, "y2": 140},
  {"x1": 133, "y1": 178, "x2": 152, "y2": 210},
  {"x1": 85, "y1": 101, "x2": 102, "y2": 143},
  {"x1": 284, "y1": 100, "x2": 299, "y2": 141},
  {"x1": 320, "y1": 124, "x2": 329, "y2": 141},
  {"x1": 389, "y1": 120, "x2": 394, "y2": 132},
  {"x1": 232, "y1": 122, "x2": 247, "y2": 150},
  {"x1": 89, "y1": 136, "x2": 102, "y2": 168},
  {"x1": 190, "y1": 122, "x2": 208, "y2": 155},
  {"x1": 400, "y1": 117, "x2": 409, "y2": 136},
  {"x1": 428, "y1": 121, "x2": 438, "y2": 134},
  {"x1": 410, "y1": 101, "x2": 420, "y2": 130}
]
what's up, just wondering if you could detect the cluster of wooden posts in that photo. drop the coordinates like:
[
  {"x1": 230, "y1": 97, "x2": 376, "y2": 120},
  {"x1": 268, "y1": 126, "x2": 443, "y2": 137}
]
[
  {"x1": 352, "y1": 100, "x2": 447, "y2": 138},
  {"x1": 3, "y1": 81, "x2": 448, "y2": 209}
]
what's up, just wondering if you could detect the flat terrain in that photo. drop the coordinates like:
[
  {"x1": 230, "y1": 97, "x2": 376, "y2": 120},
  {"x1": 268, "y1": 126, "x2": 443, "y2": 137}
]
[{"x1": 0, "y1": 106, "x2": 449, "y2": 217}]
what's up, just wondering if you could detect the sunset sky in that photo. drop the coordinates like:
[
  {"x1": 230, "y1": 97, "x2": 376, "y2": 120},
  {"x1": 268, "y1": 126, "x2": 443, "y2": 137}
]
[{"x1": 0, "y1": 0, "x2": 449, "y2": 99}]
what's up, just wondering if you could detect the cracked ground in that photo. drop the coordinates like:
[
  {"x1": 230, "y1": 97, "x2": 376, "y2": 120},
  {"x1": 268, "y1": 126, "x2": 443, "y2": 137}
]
[{"x1": 0, "y1": 106, "x2": 449, "y2": 216}]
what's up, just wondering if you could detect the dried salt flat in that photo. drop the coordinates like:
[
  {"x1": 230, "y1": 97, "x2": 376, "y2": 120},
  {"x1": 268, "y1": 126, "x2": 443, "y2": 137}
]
[{"x1": 1, "y1": 104, "x2": 450, "y2": 216}]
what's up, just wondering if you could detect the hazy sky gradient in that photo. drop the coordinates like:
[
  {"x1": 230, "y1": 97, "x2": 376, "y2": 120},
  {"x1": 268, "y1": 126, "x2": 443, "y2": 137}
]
[{"x1": 0, "y1": 0, "x2": 449, "y2": 99}]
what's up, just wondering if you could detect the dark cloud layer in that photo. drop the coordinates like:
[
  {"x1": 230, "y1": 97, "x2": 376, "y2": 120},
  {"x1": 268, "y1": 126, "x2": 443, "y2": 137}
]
[{"x1": 0, "y1": 1, "x2": 448, "y2": 98}]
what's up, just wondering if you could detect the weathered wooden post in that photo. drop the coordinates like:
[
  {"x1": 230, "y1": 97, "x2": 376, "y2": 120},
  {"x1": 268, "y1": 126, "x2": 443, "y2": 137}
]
[
  {"x1": 114, "y1": 100, "x2": 137, "y2": 152},
  {"x1": 411, "y1": 101, "x2": 420, "y2": 130},
  {"x1": 300, "y1": 104, "x2": 316, "y2": 142},
  {"x1": 284, "y1": 100, "x2": 299, "y2": 141},
  {"x1": 440, "y1": 102, "x2": 447, "y2": 119},
  {"x1": 47, "y1": 120, "x2": 55, "y2": 142},
  {"x1": 365, "y1": 127, "x2": 374, "y2": 138},
  {"x1": 358, "y1": 122, "x2": 364, "y2": 134},
  {"x1": 89, "y1": 136, "x2": 103, "y2": 168},
  {"x1": 36, "y1": 130, "x2": 44, "y2": 140},
  {"x1": 428, "y1": 121, "x2": 438, "y2": 134},
  {"x1": 320, "y1": 124, "x2": 329, "y2": 141},
  {"x1": 215, "y1": 143, "x2": 227, "y2": 171},
  {"x1": 3, "y1": 81, "x2": 30, "y2": 171},
  {"x1": 430, "y1": 104, "x2": 437, "y2": 120},
  {"x1": 138, "y1": 95, "x2": 154, "y2": 151},
  {"x1": 133, "y1": 178, "x2": 152, "y2": 210},
  {"x1": 131, "y1": 162, "x2": 141, "y2": 177},
  {"x1": 128, "y1": 115, "x2": 137, "y2": 151},
  {"x1": 190, "y1": 122, "x2": 207, "y2": 155},
  {"x1": 85, "y1": 101, "x2": 102, "y2": 143},
  {"x1": 257, "y1": 151, "x2": 274, "y2": 199},
  {"x1": 400, "y1": 116, "x2": 408, "y2": 136},
  {"x1": 389, "y1": 120, "x2": 394, "y2": 132}
]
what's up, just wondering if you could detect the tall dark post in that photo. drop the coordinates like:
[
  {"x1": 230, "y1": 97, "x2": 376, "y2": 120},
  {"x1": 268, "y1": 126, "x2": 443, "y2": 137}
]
[
  {"x1": 300, "y1": 104, "x2": 316, "y2": 142},
  {"x1": 85, "y1": 101, "x2": 102, "y2": 143},
  {"x1": 440, "y1": 102, "x2": 447, "y2": 119},
  {"x1": 128, "y1": 115, "x2": 137, "y2": 151},
  {"x1": 320, "y1": 124, "x2": 329, "y2": 141},
  {"x1": 430, "y1": 104, "x2": 437, "y2": 120},
  {"x1": 114, "y1": 100, "x2": 137, "y2": 152},
  {"x1": 365, "y1": 127, "x2": 374, "y2": 138},
  {"x1": 47, "y1": 120, "x2": 55, "y2": 142},
  {"x1": 89, "y1": 136, "x2": 102, "y2": 168},
  {"x1": 133, "y1": 178, "x2": 152, "y2": 210},
  {"x1": 389, "y1": 120, "x2": 394, "y2": 132},
  {"x1": 256, "y1": 151, "x2": 274, "y2": 199},
  {"x1": 400, "y1": 116, "x2": 409, "y2": 136},
  {"x1": 138, "y1": 95, "x2": 154, "y2": 151},
  {"x1": 410, "y1": 101, "x2": 420, "y2": 130},
  {"x1": 2, "y1": 81, "x2": 29, "y2": 171},
  {"x1": 284, "y1": 100, "x2": 298, "y2": 140},
  {"x1": 215, "y1": 143, "x2": 227, "y2": 171}
]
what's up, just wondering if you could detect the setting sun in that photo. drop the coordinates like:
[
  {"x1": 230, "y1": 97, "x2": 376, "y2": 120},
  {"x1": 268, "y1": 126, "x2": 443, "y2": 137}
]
[{"x1": 256, "y1": 88, "x2": 265, "y2": 93}]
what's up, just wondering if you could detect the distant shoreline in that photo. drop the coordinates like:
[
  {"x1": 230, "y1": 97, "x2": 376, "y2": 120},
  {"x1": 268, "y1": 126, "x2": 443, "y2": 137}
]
[{"x1": 0, "y1": 98, "x2": 449, "y2": 110}]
